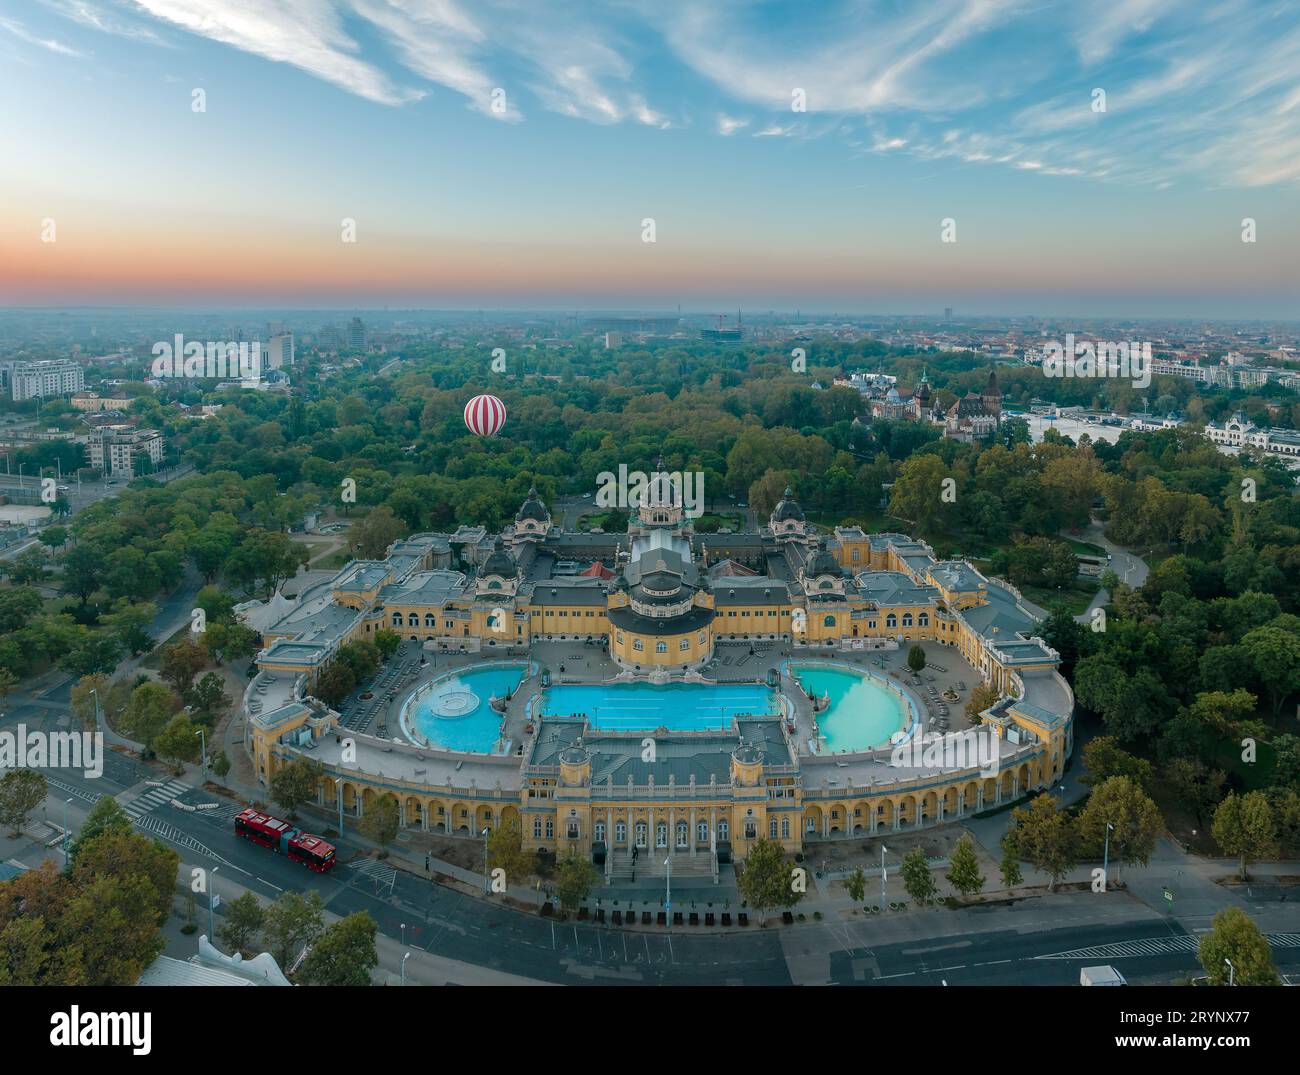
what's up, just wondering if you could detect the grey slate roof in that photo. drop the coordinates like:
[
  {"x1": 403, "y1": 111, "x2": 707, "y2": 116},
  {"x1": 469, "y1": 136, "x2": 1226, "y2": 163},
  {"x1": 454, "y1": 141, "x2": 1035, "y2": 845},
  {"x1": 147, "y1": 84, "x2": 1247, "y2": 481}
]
[{"x1": 530, "y1": 718, "x2": 791, "y2": 785}]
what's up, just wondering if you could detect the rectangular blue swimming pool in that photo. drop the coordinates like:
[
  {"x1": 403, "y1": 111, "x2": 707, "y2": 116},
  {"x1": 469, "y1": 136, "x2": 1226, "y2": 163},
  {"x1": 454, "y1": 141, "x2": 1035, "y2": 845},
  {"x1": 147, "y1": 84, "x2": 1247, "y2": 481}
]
[{"x1": 539, "y1": 682, "x2": 779, "y2": 731}]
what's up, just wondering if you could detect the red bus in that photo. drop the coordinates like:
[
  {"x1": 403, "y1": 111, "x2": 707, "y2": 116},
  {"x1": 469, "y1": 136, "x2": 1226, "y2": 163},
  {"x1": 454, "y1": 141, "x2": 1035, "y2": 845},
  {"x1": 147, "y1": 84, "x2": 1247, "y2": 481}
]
[{"x1": 234, "y1": 808, "x2": 337, "y2": 872}]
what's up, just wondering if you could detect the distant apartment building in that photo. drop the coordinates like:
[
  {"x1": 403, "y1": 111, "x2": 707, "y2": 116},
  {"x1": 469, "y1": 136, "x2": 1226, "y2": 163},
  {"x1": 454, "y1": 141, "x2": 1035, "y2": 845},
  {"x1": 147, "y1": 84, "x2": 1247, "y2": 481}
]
[
  {"x1": 582, "y1": 316, "x2": 680, "y2": 336},
  {"x1": 348, "y1": 318, "x2": 366, "y2": 351},
  {"x1": 86, "y1": 427, "x2": 165, "y2": 478},
  {"x1": 1150, "y1": 356, "x2": 1278, "y2": 389},
  {"x1": 3, "y1": 359, "x2": 85, "y2": 401},
  {"x1": 264, "y1": 332, "x2": 295, "y2": 370}
]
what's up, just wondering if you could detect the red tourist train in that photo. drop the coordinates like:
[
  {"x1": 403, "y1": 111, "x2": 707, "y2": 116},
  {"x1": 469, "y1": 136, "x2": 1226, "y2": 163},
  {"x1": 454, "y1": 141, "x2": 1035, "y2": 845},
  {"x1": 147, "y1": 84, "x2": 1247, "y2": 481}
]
[{"x1": 234, "y1": 808, "x2": 337, "y2": 872}]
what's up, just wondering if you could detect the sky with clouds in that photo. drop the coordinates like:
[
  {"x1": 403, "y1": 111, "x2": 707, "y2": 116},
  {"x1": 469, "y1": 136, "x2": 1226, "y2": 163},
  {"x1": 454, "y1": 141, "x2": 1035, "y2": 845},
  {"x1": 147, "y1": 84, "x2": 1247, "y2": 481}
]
[{"x1": 2, "y1": 0, "x2": 1298, "y2": 315}]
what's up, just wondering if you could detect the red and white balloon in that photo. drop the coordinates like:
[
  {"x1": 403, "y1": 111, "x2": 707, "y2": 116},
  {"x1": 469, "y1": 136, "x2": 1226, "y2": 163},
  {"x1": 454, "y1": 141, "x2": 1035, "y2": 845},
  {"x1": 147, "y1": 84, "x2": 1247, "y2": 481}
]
[{"x1": 463, "y1": 393, "x2": 507, "y2": 437}]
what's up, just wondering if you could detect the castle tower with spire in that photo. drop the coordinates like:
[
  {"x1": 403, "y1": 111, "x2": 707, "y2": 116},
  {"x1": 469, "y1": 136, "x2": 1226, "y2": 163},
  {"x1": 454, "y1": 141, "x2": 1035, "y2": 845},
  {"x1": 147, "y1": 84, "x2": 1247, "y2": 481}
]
[
  {"x1": 911, "y1": 368, "x2": 932, "y2": 421},
  {"x1": 981, "y1": 367, "x2": 1002, "y2": 416}
]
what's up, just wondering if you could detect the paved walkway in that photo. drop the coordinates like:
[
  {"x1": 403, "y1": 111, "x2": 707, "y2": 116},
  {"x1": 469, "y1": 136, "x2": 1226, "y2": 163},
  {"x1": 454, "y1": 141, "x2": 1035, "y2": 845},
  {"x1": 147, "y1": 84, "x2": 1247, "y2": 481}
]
[{"x1": 1064, "y1": 518, "x2": 1150, "y2": 623}]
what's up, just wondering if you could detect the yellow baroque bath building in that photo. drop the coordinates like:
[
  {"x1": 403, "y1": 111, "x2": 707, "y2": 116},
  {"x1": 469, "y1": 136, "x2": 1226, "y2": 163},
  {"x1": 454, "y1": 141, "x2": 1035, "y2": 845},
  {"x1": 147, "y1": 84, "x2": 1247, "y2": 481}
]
[{"x1": 241, "y1": 471, "x2": 1073, "y2": 876}]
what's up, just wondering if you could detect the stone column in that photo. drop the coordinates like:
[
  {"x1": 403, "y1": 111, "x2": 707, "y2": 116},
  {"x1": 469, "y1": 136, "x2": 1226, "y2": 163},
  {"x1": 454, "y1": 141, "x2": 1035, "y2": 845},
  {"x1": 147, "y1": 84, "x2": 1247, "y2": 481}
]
[
  {"x1": 605, "y1": 808, "x2": 614, "y2": 882},
  {"x1": 690, "y1": 806, "x2": 697, "y2": 857},
  {"x1": 995, "y1": 782, "x2": 1002, "y2": 805},
  {"x1": 892, "y1": 806, "x2": 901, "y2": 832},
  {"x1": 977, "y1": 784, "x2": 985, "y2": 811}
]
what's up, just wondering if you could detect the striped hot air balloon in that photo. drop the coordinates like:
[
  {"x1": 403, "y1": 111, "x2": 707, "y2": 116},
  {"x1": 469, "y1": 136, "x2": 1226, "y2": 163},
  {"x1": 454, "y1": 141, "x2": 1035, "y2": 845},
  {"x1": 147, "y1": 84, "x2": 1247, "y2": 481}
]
[{"x1": 463, "y1": 393, "x2": 507, "y2": 437}]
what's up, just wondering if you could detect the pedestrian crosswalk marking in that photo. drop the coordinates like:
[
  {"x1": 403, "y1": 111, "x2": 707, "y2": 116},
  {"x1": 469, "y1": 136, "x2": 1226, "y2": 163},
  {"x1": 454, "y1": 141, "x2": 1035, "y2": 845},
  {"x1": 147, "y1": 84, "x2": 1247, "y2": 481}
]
[
  {"x1": 1040, "y1": 933, "x2": 1300, "y2": 960},
  {"x1": 124, "y1": 779, "x2": 189, "y2": 819}
]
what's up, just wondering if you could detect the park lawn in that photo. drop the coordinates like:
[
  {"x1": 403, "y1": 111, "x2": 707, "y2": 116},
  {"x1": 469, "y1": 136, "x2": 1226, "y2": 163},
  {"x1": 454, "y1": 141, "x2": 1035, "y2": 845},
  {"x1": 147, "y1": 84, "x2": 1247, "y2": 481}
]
[
  {"x1": 692, "y1": 512, "x2": 744, "y2": 532},
  {"x1": 577, "y1": 511, "x2": 627, "y2": 532},
  {"x1": 1063, "y1": 538, "x2": 1107, "y2": 557},
  {"x1": 1147, "y1": 728, "x2": 1279, "y2": 854},
  {"x1": 1017, "y1": 580, "x2": 1100, "y2": 616},
  {"x1": 1147, "y1": 777, "x2": 1220, "y2": 855}
]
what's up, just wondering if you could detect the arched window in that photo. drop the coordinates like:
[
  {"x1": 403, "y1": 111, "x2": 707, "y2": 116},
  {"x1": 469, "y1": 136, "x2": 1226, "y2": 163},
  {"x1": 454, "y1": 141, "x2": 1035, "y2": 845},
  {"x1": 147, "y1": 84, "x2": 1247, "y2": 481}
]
[
  {"x1": 717, "y1": 820, "x2": 729, "y2": 841},
  {"x1": 918, "y1": 613, "x2": 929, "y2": 627},
  {"x1": 656, "y1": 822, "x2": 667, "y2": 848},
  {"x1": 676, "y1": 821, "x2": 688, "y2": 848},
  {"x1": 902, "y1": 613, "x2": 913, "y2": 627},
  {"x1": 424, "y1": 613, "x2": 436, "y2": 626},
  {"x1": 407, "y1": 613, "x2": 418, "y2": 626},
  {"x1": 391, "y1": 612, "x2": 402, "y2": 625},
  {"x1": 769, "y1": 818, "x2": 778, "y2": 838},
  {"x1": 656, "y1": 641, "x2": 667, "y2": 653},
  {"x1": 886, "y1": 613, "x2": 897, "y2": 628},
  {"x1": 781, "y1": 818, "x2": 790, "y2": 838},
  {"x1": 697, "y1": 821, "x2": 707, "y2": 844},
  {"x1": 635, "y1": 822, "x2": 647, "y2": 848},
  {"x1": 823, "y1": 614, "x2": 836, "y2": 627},
  {"x1": 633, "y1": 639, "x2": 644, "y2": 651}
]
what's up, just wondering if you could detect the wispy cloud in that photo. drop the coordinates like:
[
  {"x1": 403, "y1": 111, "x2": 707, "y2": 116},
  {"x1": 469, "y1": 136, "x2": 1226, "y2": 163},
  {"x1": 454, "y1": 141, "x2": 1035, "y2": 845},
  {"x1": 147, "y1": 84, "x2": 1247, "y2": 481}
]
[
  {"x1": 128, "y1": 0, "x2": 421, "y2": 104},
  {"x1": 40, "y1": 0, "x2": 169, "y2": 45},
  {"x1": 0, "y1": 13, "x2": 88, "y2": 57},
  {"x1": 37, "y1": 0, "x2": 1289, "y2": 189}
]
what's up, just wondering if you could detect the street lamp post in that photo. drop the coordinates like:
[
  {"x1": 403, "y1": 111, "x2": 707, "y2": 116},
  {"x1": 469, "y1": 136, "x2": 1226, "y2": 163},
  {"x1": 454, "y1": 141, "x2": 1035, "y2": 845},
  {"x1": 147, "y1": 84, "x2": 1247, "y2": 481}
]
[
  {"x1": 1225, "y1": 958, "x2": 1234, "y2": 987},
  {"x1": 402, "y1": 951, "x2": 411, "y2": 986},
  {"x1": 664, "y1": 856, "x2": 672, "y2": 927},
  {"x1": 62, "y1": 797, "x2": 73, "y2": 866},
  {"x1": 1102, "y1": 822, "x2": 1114, "y2": 891},
  {"x1": 336, "y1": 781, "x2": 344, "y2": 837},
  {"x1": 208, "y1": 866, "x2": 219, "y2": 939},
  {"x1": 881, "y1": 844, "x2": 888, "y2": 907},
  {"x1": 195, "y1": 728, "x2": 207, "y2": 782},
  {"x1": 400, "y1": 922, "x2": 406, "y2": 945},
  {"x1": 482, "y1": 826, "x2": 490, "y2": 893}
]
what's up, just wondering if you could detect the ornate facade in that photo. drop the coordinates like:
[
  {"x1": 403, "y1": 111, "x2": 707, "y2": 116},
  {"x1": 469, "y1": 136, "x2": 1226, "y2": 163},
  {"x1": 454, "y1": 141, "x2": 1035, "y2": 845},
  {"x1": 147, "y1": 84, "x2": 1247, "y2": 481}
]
[{"x1": 243, "y1": 471, "x2": 1073, "y2": 875}]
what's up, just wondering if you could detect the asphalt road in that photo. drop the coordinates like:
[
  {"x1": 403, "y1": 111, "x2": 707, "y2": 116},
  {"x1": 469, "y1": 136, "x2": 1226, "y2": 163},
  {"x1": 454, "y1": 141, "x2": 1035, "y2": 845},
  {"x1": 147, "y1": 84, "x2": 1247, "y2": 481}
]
[{"x1": 21, "y1": 753, "x2": 1300, "y2": 986}]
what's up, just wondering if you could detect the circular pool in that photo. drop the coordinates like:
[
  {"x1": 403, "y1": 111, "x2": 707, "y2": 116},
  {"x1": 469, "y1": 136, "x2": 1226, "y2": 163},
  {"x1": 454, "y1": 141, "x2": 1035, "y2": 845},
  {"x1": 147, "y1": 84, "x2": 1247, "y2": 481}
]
[
  {"x1": 786, "y1": 662, "x2": 916, "y2": 752},
  {"x1": 402, "y1": 663, "x2": 530, "y2": 752}
]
